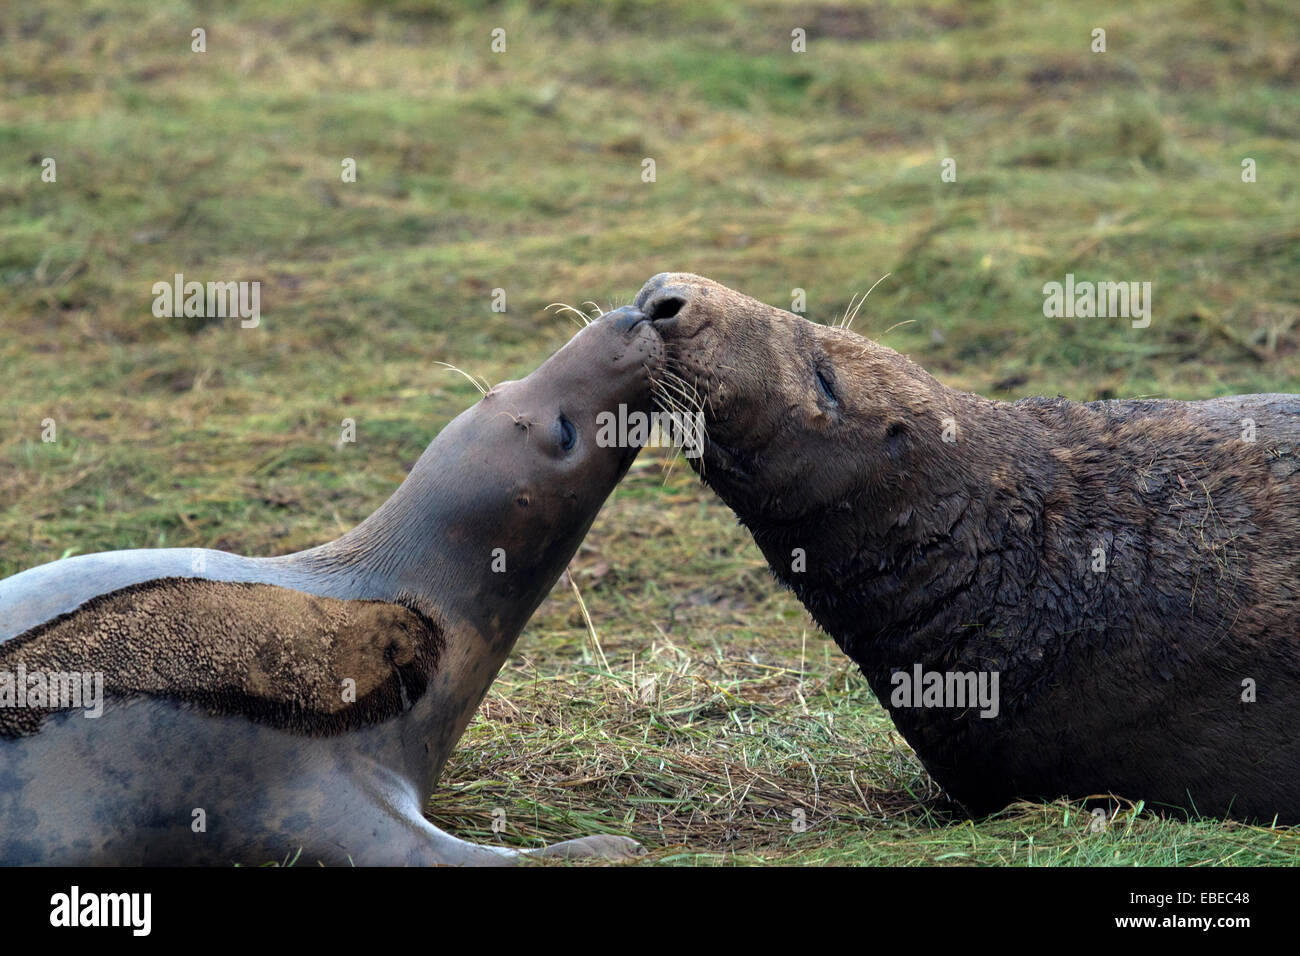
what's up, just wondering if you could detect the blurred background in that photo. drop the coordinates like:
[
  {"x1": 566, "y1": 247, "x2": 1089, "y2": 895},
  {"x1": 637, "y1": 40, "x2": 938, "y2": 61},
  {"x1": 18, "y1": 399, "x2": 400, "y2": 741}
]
[{"x1": 2, "y1": 0, "x2": 1297, "y2": 863}]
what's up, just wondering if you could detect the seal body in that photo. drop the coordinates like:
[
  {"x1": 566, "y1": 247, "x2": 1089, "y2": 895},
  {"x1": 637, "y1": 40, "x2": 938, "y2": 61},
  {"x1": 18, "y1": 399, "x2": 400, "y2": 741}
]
[
  {"x1": 638, "y1": 272, "x2": 1300, "y2": 822},
  {"x1": 0, "y1": 306, "x2": 662, "y2": 864}
]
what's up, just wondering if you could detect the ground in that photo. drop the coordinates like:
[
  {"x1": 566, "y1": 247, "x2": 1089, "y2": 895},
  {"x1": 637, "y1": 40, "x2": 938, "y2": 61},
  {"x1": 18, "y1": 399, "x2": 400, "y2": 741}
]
[{"x1": 2, "y1": 0, "x2": 1298, "y2": 864}]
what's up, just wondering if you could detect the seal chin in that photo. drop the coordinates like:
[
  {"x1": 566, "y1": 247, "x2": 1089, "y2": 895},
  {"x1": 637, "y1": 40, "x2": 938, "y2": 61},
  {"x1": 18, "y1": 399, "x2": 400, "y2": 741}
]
[
  {"x1": 697, "y1": 434, "x2": 753, "y2": 490},
  {"x1": 592, "y1": 303, "x2": 665, "y2": 389}
]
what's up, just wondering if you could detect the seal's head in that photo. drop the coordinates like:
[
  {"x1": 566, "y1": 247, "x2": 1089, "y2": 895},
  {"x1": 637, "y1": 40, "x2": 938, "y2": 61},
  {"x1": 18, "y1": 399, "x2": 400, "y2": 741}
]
[
  {"x1": 635, "y1": 272, "x2": 950, "y2": 530},
  {"x1": 467, "y1": 304, "x2": 665, "y2": 553},
  {"x1": 346, "y1": 304, "x2": 665, "y2": 640}
]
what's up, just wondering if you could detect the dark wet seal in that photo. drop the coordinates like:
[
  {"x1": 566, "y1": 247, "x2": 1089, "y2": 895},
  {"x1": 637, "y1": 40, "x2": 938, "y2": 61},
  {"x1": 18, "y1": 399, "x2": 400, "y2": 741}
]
[{"x1": 639, "y1": 270, "x2": 1300, "y2": 824}]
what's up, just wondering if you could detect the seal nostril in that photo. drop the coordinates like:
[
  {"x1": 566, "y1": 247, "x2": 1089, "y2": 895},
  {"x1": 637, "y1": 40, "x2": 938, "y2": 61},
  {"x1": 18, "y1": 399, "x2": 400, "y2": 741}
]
[{"x1": 648, "y1": 296, "x2": 685, "y2": 321}]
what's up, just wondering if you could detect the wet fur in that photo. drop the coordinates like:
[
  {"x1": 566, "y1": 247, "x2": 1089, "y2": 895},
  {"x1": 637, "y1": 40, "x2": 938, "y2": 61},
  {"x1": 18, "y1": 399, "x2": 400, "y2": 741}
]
[{"x1": 639, "y1": 272, "x2": 1300, "y2": 822}]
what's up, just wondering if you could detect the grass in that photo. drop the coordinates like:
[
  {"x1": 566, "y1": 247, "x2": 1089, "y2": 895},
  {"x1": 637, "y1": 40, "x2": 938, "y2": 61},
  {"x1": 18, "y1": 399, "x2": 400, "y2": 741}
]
[{"x1": 2, "y1": 0, "x2": 1298, "y2": 864}]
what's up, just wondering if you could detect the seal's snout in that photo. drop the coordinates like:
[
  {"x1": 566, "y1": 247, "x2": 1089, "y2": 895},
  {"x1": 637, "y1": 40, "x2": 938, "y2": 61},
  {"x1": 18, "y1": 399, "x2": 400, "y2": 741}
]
[
  {"x1": 604, "y1": 304, "x2": 649, "y2": 333},
  {"x1": 634, "y1": 273, "x2": 673, "y2": 310},
  {"x1": 590, "y1": 303, "x2": 665, "y2": 382},
  {"x1": 634, "y1": 272, "x2": 741, "y2": 341},
  {"x1": 643, "y1": 294, "x2": 685, "y2": 322},
  {"x1": 635, "y1": 274, "x2": 689, "y2": 331}
]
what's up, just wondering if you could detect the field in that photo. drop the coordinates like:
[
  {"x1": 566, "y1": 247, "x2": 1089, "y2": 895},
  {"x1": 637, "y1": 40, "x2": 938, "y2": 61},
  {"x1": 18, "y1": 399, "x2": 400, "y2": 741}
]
[{"x1": 2, "y1": 0, "x2": 1298, "y2": 864}]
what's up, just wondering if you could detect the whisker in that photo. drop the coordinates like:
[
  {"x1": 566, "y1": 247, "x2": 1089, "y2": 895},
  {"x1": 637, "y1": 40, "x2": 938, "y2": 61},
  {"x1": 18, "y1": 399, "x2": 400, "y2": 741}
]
[
  {"x1": 656, "y1": 370, "x2": 701, "y2": 403},
  {"x1": 661, "y1": 367, "x2": 703, "y2": 399},
  {"x1": 880, "y1": 318, "x2": 916, "y2": 336},
  {"x1": 649, "y1": 382, "x2": 689, "y2": 421},
  {"x1": 546, "y1": 302, "x2": 593, "y2": 329},
  {"x1": 649, "y1": 368, "x2": 709, "y2": 474},
  {"x1": 843, "y1": 272, "x2": 893, "y2": 332},
  {"x1": 658, "y1": 370, "x2": 705, "y2": 413},
  {"x1": 654, "y1": 378, "x2": 705, "y2": 423},
  {"x1": 435, "y1": 362, "x2": 489, "y2": 395},
  {"x1": 838, "y1": 292, "x2": 863, "y2": 330}
]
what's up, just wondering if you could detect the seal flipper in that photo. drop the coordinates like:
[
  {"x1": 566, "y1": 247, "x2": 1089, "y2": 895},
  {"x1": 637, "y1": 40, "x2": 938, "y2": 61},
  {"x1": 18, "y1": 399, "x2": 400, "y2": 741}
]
[
  {"x1": 323, "y1": 770, "x2": 643, "y2": 866},
  {"x1": 332, "y1": 812, "x2": 644, "y2": 866}
]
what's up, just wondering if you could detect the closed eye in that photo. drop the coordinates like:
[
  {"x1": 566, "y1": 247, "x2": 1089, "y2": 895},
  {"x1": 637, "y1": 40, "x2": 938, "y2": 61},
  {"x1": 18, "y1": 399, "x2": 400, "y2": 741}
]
[
  {"x1": 558, "y1": 415, "x2": 577, "y2": 452},
  {"x1": 815, "y1": 368, "x2": 838, "y2": 405}
]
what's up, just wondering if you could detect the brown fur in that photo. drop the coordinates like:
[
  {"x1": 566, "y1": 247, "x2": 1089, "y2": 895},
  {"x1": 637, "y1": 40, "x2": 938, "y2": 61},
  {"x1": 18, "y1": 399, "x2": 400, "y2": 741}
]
[
  {"x1": 638, "y1": 272, "x2": 1300, "y2": 822},
  {"x1": 0, "y1": 578, "x2": 443, "y2": 737}
]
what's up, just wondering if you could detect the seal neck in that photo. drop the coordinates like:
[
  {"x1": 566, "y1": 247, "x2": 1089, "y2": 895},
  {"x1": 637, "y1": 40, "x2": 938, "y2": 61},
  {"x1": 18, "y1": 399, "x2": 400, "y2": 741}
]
[
  {"x1": 282, "y1": 435, "x2": 542, "y2": 795},
  {"x1": 751, "y1": 390, "x2": 1059, "y2": 671},
  {"x1": 295, "y1": 441, "x2": 540, "y2": 643}
]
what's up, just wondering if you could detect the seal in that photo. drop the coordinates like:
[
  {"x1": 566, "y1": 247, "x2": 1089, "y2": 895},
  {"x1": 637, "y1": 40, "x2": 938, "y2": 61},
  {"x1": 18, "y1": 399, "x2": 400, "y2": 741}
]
[
  {"x1": 636, "y1": 271, "x2": 1300, "y2": 823},
  {"x1": 0, "y1": 305, "x2": 662, "y2": 865}
]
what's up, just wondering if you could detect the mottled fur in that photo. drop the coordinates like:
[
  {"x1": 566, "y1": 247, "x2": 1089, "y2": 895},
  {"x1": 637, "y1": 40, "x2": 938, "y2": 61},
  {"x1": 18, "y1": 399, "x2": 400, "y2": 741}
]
[{"x1": 0, "y1": 578, "x2": 443, "y2": 737}]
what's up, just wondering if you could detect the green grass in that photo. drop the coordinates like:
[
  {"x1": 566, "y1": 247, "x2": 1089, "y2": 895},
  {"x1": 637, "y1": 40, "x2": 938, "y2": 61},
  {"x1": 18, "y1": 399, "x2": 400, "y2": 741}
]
[{"x1": 2, "y1": 0, "x2": 1298, "y2": 864}]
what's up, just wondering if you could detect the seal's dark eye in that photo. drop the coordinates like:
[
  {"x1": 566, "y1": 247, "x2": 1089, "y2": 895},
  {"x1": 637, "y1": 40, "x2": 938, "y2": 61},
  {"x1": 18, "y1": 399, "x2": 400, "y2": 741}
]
[
  {"x1": 815, "y1": 368, "x2": 838, "y2": 405},
  {"x1": 557, "y1": 415, "x2": 577, "y2": 452}
]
